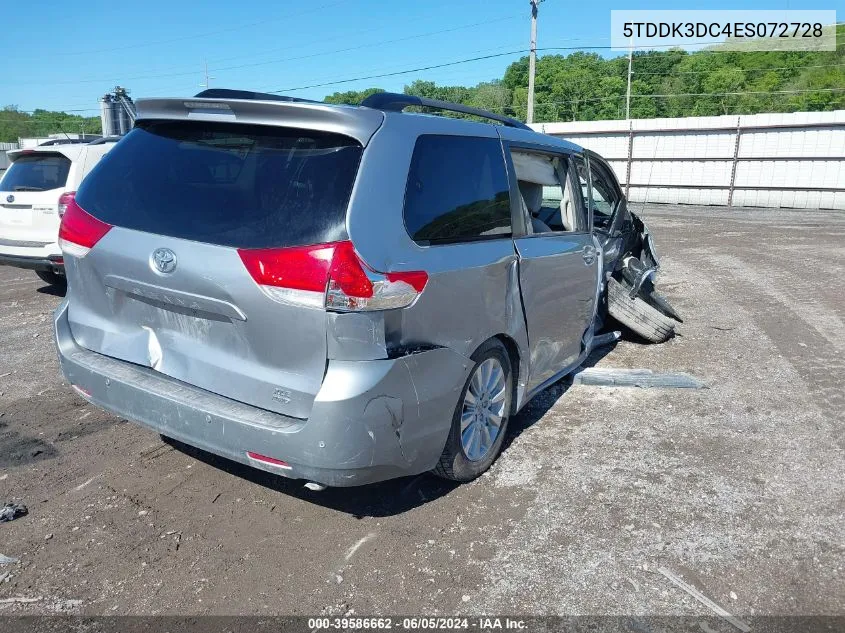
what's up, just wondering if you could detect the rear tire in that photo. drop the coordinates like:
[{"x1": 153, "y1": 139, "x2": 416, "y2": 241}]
[
  {"x1": 35, "y1": 270, "x2": 66, "y2": 287},
  {"x1": 607, "y1": 277, "x2": 675, "y2": 344},
  {"x1": 433, "y1": 339, "x2": 513, "y2": 482}
]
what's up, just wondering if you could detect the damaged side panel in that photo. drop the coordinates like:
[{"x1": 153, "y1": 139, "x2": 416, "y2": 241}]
[
  {"x1": 311, "y1": 346, "x2": 473, "y2": 479},
  {"x1": 345, "y1": 117, "x2": 531, "y2": 395},
  {"x1": 327, "y1": 311, "x2": 388, "y2": 360},
  {"x1": 599, "y1": 201, "x2": 683, "y2": 341}
]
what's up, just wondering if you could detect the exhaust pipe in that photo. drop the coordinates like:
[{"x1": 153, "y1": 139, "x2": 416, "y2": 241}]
[{"x1": 304, "y1": 482, "x2": 327, "y2": 492}]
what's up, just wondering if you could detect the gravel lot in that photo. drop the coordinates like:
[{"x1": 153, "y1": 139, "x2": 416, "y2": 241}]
[{"x1": 0, "y1": 205, "x2": 843, "y2": 618}]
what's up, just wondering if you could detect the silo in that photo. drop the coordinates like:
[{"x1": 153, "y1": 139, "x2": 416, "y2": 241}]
[
  {"x1": 114, "y1": 87, "x2": 135, "y2": 135},
  {"x1": 117, "y1": 105, "x2": 129, "y2": 135},
  {"x1": 100, "y1": 95, "x2": 115, "y2": 137}
]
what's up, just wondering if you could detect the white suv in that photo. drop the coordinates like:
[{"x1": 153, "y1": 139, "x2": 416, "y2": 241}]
[{"x1": 0, "y1": 138, "x2": 117, "y2": 286}]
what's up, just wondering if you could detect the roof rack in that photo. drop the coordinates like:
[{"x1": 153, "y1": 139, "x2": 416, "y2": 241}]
[
  {"x1": 194, "y1": 88, "x2": 320, "y2": 104},
  {"x1": 38, "y1": 137, "x2": 100, "y2": 146},
  {"x1": 360, "y1": 92, "x2": 531, "y2": 130},
  {"x1": 88, "y1": 136, "x2": 122, "y2": 145}
]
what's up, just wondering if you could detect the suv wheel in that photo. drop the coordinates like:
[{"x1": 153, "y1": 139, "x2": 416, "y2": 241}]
[
  {"x1": 434, "y1": 339, "x2": 512, "y2": 482},
  {"x1": 35, "y1": 270, "x2": 66, "y2": 288}
]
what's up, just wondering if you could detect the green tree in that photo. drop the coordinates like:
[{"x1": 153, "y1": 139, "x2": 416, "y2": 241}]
[
  {"x1": 310, "y1": 23, "x2": 844, "y2": 123},
  {"x1": 0, "y1": 106, "x2": 101, "y2": 143},
  {"x1": 323, "y1": 88, "x2": 385, "y2": 105}
]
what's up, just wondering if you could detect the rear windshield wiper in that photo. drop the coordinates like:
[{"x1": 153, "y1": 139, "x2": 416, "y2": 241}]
[{"x1": 13, "y1": 186, "x2": 46, "y2": 192}]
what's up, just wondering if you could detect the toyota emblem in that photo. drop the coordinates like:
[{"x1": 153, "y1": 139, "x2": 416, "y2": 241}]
[
  {"x1": 6, "y1": 194, "x2": 13, "y2": 203},
  {"x1": 152, "y1": 248, "x2": 177, "y2": 274}
]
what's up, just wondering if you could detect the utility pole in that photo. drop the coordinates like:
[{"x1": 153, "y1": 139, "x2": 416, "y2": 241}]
[
  {"x1": 199, "y1": 60, "x2": 215, "y2": 90},
  {"x1": 625, "y1": 36, "x2": 633, "y2": 120},
  {"x1": 526, "y1": 0, "x2": 540, "y2": 124}
]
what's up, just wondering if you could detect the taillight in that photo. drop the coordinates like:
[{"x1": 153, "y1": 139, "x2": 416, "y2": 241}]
[
  {"x1": 238, "y1": 243, "x2": 335, "y2": 309},
  {"x1": 238, "y1": 240, "x2": 428, "y2": 311},
  {"x1": 58, "y1": 196, "x2": 112, "y2": 258},
  {"x1": 57, "y1": 191, "x2": 75, "y2": 218},
  {"x1": 325, "y1": 241, "x2": 427, "y2": 311}
]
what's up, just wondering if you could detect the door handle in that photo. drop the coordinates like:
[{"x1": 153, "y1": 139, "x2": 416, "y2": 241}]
[{"x1": 582, "y1": 245, "x2": 597, "y2": 266}]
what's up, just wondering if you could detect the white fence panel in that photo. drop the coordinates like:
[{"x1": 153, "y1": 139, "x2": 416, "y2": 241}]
[{"x1": 532, "y1": 110, "x2": 845, "y2": 210}]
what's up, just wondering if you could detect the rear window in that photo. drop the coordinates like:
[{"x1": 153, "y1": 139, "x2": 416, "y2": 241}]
[
  {"x1": 75, "y1": 121, "x2": 363, "y2": 249},
  {"x1": 403, "y1": 135, "x2": 512, "y2": 245},
  {"x1": 0, "y1": 153, "x2": 71, "y2": 192}
]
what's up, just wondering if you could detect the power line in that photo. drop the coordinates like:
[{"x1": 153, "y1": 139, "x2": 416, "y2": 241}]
[
  {"x1": 256, "y1": 40, "x2": 525, "y2": 88},
  {"x1": 11, "y1": 27, "x2": 843, "y2": 92},
  {"x1": 640, "y1": 87, "x2": 845, "y2": 98},
  {"x1": 0, "y1": 118, "x2": 99, "y2": 123},
  {"x1": 15, "y1": 86, "x2": 841, "y2": 118},
  {"x1": 537, "y1": 41, "x2": 724, "y2": 53},
  {"x1": 267, "y1": 42, "x2": 845, "y2": 95},
  {"x1": 203, "y1": 16, "x2": 618, "y2": 70},
  {"x1": 633, "y1": 63, "x2": 845, "y2": 76},
  {"x1": 206, "y1": 15, "x2": 526, "y2": 75},
  {"x1": 537, "y1": 37, "x2": 845, "y2": 54},
  {"x1": 268, "y1": 50, "x2": 528, "y2": 93},
  {"x1": 3, "y1": 0, "x2": 348, "y2": 61},
  {"x1": 5, "y1": 108, "x2": 100, "y2": 114},
  {"x1": 532, "y1": 87, "x2": 845, "y2": 108},
  {"x1": 266, "y1": 39, "x2": 830, "y2": 94},
  {"x1": 11, "y1": 30, "x2": 845, "y2": 112},
  {"x1": 533, "y1": 95, "x2": 845, "y2": 118},
  {"x1": 10, "y1": 14, "x2": 526, "y2": 87}
]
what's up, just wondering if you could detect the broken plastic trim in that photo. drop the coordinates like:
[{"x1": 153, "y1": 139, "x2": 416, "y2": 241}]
[
  {"x1": 386, "y1": 343, "x2": 444, "y2": 360},
  {"x1": 621, "y1": 255, "x2": 656, "y2": 298}
]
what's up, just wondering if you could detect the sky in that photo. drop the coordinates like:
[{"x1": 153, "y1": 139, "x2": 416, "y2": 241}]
[{"x1": 1, "y1": 0, "x2": 839, "y2": 115}]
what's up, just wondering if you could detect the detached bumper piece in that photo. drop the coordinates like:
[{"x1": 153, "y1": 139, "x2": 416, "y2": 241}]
[{"x1": 607, "y1": 278, "x2": 677, "y2": 344}]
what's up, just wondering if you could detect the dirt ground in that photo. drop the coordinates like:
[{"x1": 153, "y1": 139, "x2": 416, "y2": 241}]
[{"x1": 0, "y1": 205, "x2": 843, "y2": 618}]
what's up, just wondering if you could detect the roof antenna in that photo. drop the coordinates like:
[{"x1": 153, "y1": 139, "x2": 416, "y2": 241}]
[{"x1": 54, "y1": 116, "x2": 73, "y2": 142}]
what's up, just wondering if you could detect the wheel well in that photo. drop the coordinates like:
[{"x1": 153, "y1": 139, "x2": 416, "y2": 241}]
[{"x1": 493, "y1": 334, "x2": 521, "y2": 415}]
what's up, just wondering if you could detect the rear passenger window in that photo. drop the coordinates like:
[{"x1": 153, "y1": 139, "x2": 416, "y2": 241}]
[
  {"x1": 403, "y1": 135, "x2": 511, "y2": 245},
  {"x1": 511, "y1": 150, "x2": 582, "y2": 233}
]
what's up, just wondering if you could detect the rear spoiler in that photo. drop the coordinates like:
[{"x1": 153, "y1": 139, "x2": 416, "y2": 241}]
[
  {"x1": 6, "y1": 147, "x2": 82, "y2": 161},
  {"x1": 134, "y1": 97, "x2": 385, "y2": 146}
]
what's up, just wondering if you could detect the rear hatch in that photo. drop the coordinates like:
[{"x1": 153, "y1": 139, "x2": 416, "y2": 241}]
[
  {"x1": 0, "y1": 150, "x2": 76, "y2": 246},
  {"x1": 65, "y1": 118, "x2": 366, "y2": 419}
]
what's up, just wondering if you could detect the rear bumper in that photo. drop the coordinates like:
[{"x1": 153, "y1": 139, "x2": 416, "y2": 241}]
[
  {"x1": 54, "y1": 300, "x2": 472, "y2": 487},
  {"x1": 0, "y1": 240, "x2": 63, "y2": 272},
  {"x1": 0, "y1": 253, "x2": 64, "y2": 273}
]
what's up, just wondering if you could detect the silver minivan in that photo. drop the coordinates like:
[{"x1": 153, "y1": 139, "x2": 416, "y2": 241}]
[{"x1": 54, "y1": 90, "x2": 678, "y2": 487}]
